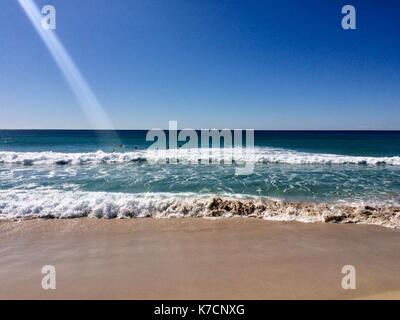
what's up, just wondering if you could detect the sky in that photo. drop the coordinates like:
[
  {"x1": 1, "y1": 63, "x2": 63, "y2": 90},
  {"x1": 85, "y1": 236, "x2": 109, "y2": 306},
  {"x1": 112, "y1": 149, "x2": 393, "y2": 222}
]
[{"x1": 0, "y1": 0, "x2": 399, "y2": 129}]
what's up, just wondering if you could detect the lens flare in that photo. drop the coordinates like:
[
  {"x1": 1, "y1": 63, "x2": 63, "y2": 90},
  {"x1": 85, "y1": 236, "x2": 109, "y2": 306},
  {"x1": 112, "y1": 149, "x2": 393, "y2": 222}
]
[{"x1": 18, "y1": 0, "x2": 116, "y2": 130}]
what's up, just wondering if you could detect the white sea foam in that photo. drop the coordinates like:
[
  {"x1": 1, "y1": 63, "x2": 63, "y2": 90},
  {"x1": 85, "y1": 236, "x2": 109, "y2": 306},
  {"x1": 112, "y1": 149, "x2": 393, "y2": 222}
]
[
  {"x1": 0, "y1": 190, "x2": 399, "y2": 228},
  {"x1": 1, "y1": 148, "x2": 400, "y2": 166}
]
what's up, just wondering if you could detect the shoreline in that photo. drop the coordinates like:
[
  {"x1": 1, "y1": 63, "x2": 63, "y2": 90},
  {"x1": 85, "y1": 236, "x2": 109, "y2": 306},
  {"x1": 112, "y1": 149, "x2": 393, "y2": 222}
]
[
  {"x1": 1, "y1": 218, "x2": 399, "y2": 299},
  {"x1": 1, "y1": 191, "x2": 400, "y2": 228}
]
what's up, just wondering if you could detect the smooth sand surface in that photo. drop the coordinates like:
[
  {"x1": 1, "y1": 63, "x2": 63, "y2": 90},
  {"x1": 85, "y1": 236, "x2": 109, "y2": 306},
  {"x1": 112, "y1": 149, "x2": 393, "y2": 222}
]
[{"x1": 0, "y1": 218, "x2": 399, "y2": 300}]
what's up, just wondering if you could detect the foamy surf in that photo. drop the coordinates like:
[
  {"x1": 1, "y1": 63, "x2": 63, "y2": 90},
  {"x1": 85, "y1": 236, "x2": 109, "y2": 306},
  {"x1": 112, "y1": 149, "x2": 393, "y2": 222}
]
[
  {"x1": 0, "y1": 190, "x2": 399, "y2": 228},
  {"x1": 1, "y1": 148, "x2": 400, "y2": 166}
]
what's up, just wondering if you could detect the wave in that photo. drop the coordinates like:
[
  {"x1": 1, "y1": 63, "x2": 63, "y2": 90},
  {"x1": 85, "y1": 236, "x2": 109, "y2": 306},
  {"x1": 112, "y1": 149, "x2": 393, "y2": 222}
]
[
  {"x1": 0, "y1": 190, "x2": 399, "y2": 228},
  {"x1": 1, "y1": 148, "x2": 400, "y2": 166}
]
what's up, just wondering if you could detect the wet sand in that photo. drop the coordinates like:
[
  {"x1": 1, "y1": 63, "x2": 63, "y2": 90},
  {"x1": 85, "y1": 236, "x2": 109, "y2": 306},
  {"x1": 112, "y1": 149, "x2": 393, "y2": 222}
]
[{"x1": 0, "y1": 218, "x2": 399, "y2": 299}]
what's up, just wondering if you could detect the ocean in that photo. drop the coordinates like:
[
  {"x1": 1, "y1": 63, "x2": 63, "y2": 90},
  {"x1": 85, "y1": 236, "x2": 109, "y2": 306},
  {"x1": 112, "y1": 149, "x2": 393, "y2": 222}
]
[{"x1": 1, "y1": 130, "x2": 400, "y2": 227}]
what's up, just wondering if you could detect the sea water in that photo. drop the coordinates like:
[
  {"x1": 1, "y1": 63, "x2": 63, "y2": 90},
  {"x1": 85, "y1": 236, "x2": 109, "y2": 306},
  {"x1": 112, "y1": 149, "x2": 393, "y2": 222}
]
[{"x1": 1, "y1": 130, "x2": 400, "y2": 226}]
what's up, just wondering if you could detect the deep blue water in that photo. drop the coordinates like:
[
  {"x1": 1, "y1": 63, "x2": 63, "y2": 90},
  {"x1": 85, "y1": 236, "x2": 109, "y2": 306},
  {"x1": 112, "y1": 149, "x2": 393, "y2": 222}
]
[{"x1": 1, "y1": 130, "x2": 400, "y2": 156}]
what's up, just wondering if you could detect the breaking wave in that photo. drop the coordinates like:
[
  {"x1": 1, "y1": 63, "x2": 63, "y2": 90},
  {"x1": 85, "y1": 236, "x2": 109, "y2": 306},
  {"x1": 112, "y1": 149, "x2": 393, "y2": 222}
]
[
  {"x1": 1, "y1": 148, "x2": 400, "y2": 166},
  {"x1": 0, "y1": 190, "x2": 399, "y2": 228}
]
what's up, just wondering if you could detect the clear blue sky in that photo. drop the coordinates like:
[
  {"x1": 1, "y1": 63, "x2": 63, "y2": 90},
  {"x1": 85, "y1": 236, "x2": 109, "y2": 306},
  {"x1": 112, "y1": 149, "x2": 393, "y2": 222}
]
[{"x1": 1, "y1": 0, "x2": 400, "y2": 129}]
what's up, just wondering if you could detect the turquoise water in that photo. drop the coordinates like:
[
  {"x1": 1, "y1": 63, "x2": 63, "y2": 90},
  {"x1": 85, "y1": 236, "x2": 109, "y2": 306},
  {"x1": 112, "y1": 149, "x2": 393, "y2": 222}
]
[{"x1": 1, "y1": 130, "x2": 400, "y2": 220}]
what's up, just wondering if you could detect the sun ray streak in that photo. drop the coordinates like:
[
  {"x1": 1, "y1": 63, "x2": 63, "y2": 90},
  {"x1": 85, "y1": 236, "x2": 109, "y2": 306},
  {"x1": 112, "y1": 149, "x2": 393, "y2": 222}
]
[{"x1": 18, "y1": 0, "x2": 117, "y2": 131}]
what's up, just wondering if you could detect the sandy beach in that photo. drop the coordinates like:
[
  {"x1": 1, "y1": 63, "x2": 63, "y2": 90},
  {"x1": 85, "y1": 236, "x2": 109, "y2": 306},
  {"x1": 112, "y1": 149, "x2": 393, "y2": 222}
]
[{"x1": 0, "y1": 218, "x2": 399, "y2": 300}]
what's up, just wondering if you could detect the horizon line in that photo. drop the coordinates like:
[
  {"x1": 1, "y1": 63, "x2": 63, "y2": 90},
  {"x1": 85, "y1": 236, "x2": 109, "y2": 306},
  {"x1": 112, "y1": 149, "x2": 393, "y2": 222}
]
[{"x1": 1, "y1": 128, "x2": 400, "y2": 132}]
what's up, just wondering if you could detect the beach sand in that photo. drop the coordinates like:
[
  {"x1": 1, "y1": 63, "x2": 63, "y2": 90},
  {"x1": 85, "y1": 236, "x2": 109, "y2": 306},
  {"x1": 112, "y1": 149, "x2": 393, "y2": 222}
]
[{"x1": 0, "y1": 218, "x2": 399, "y2": 300}]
